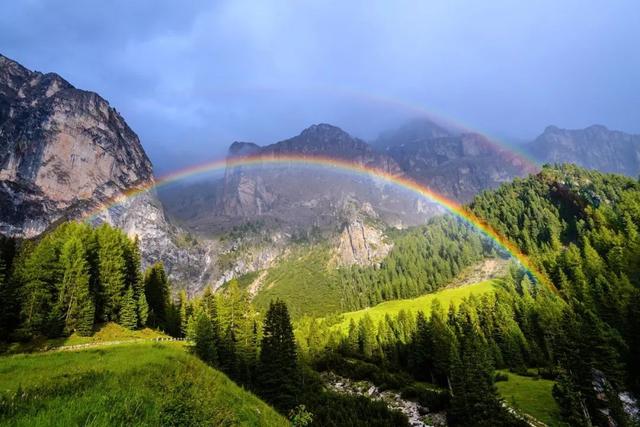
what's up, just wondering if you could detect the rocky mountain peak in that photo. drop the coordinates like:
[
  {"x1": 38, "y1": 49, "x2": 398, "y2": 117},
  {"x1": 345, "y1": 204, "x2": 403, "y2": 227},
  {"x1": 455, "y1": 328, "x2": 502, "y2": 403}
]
[
  {"x1": 299, "y1": 123, "x2": 349, "y2": 139},
  {"x1": 0, "y1": 54, "x2": 155, "y2": 237},
  {"x1": 377, "y1": 121, "x2": 535, "y2": 203},
  {"x1": 375, "y1": 117, "x2": 454, "y2": 150},
  {"x1": 528, "y1": 124, "x2": 640, "y2": 176},
  {"x1": 267, "y1": 123, "x2": 375, "y2": 158},
  {"x1": 228, "y1": 141, "x2": 261, "y2": 157}
]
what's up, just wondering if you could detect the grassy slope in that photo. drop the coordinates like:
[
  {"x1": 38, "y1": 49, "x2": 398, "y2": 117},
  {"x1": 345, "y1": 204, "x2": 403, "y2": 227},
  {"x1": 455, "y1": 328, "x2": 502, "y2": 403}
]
[
  {"x1": 1, "y1": 322, "x2": 170, "y2": 354},
  {"x1": 252, "y1": 245, "x2": 342, "y2": 319},
  {"x1": 332, "y1": 280, "x2": 497, "y2": 332},
  {"x1": 0, "y1": 343, "x2": 288, "y2": 426},
  {"x1": 496, "y1": 371, "x2": 567, "y2": 427}
]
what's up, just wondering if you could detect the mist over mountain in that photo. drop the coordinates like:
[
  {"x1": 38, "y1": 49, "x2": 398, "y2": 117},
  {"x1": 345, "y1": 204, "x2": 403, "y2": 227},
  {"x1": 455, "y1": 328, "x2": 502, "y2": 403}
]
[
  {"x1": 527, "y1": 124, "x2": 640, "y2": 176},
  {"x1": 162, "y1": 123, "x2": 438, "y2": 235}
]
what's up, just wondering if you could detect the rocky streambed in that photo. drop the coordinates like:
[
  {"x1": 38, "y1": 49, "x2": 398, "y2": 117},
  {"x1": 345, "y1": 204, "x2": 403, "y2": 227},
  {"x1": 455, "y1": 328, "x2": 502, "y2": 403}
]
[{"x1": 321, "y1": 372, "x2": 447, "y2": 427}]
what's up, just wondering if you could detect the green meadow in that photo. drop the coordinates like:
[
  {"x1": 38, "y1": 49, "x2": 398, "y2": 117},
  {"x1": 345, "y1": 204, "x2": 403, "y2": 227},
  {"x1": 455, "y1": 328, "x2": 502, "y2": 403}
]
[
  {"x1": 0, "y1": 343, "x2": 287, "y2": 426},
  {"x1": 496, "y1": 371, "x2": 567, "y2": 427},
  {"x1": 252, "y1": 245, "x2": 342, "y2": 319},
  {"x1": 332, "y1": 279, "x2": 497, "y2": 332}
]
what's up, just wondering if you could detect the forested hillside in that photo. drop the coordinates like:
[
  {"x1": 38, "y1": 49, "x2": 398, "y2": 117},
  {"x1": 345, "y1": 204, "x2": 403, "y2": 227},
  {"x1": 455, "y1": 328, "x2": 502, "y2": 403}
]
[
  {"x1": 0, "y1": 223, "x2": 179, "y2": 341},
  {"x1": 291, "y1": 165, "x2": 640, "y2": 426},
  {"x1": 247, "y1": 216, "x2": 493, "y2": 319},
  {"x1": 339, "y1": 216, "x2": 490, "y2": 310}
]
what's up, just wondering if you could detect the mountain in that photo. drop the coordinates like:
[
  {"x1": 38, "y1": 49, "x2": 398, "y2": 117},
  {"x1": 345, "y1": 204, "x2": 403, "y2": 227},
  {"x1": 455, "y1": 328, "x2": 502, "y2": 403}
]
[
  {"x1": 163, "y1": 120, "x2": 545, "y2": 235},
  {"x1": 161, "y1": 120, "x2": 537, "y2": 290},
  {"x1": 373, "y1": 117, "x2": 454, "y2": 150},
  {"x1": 0, "y1": 54, "x2": 212, "y2": 290},
  {"x1": 0, "y1": 54, "x2": 152, "y2": 236},
  {"x1": 164, "y1": 123, "x2": 441, "y2": 234},
  {"x1": 527, "y1": 124, "x2": 640, "y2": 176},
  {"x1": 376, "y1": 119, "x2": 538, "y2": 203}
]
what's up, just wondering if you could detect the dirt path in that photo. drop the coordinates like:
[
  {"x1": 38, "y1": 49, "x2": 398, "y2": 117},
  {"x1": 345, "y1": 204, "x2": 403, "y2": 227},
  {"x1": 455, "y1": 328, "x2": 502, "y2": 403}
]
[{"x1": 47, "y1": 337, "x2": 188, "y2": 353}]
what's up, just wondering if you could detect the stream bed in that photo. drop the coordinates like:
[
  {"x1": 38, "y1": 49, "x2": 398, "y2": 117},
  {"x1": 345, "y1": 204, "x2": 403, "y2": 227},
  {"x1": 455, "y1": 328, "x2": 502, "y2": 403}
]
[{"x1": 321, "y1": 372, "x2": 447, "y2": 427}]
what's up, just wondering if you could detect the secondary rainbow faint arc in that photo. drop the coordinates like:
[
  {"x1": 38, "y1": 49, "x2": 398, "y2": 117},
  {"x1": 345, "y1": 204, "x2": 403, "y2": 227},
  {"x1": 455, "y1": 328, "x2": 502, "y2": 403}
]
[{"x1": 85, "y1": 153, "x2": 552, "y2": 290}]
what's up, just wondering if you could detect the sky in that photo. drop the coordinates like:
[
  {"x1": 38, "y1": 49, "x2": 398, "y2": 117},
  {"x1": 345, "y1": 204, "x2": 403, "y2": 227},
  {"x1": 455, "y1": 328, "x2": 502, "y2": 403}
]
[{"x1": 1, "y1": 1, "x2": 638, "y2": 174}]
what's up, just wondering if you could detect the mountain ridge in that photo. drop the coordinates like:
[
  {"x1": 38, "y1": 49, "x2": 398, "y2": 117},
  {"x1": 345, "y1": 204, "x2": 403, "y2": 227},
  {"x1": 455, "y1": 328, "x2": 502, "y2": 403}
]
[{"x1": 527, "y1": 124, "x2": 640, "y2": 176}]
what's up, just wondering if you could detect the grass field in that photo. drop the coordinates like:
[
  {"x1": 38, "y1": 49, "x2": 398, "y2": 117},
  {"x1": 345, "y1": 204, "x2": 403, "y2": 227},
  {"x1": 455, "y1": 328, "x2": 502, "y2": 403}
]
[
  {"x1": 0, "y1": 322, "x2": 170, "y2": 355},
  {"x1": 496, "y1": 371, "x2": 567, "y2": 427},
  {"x1": 331, "y1": 280, "x2": 498, "y2": 332},
  {"x1": 252, "y1": 245, "x2": 343, "y2": 319},
  {"x1": 0, "y1": 342, "x2": 288, "y2": 426}
]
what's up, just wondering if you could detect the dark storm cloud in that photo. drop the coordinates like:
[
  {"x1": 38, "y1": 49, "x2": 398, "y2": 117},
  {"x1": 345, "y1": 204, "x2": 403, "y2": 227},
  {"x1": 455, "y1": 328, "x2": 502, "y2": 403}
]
[{"x1": 1, "y1": 1, "x2": 639, "y2": 174}]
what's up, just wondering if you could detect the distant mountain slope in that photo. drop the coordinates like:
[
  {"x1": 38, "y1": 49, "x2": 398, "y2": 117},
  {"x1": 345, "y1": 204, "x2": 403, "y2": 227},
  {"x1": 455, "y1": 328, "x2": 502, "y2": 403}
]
[
  {"x1": 376, "y1": 119, "x2": 538, "y2": 203},
  {"x1": 163, "y1": 123, "x2": 440, "y2": 234},
  {"x1": 527, "y1": 124, "x2": 640, "y2": 176}
]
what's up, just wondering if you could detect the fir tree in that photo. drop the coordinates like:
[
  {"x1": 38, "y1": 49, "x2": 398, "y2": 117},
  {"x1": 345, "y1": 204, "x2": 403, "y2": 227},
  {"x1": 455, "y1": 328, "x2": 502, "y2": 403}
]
[
  {"x1": 448, "y1": 317, "x2": 504, "y2": 426},
  {"x1": 179, "y1": 290, "x2": 189, "y2": 337},
  {"x1": 144, "y1": 263, "x2": 170, "y2": 329},
  {"x1": 258, "y1": 299, "x2": 300, "y2": 411},
  {"x1": 57, "y1": 237, "x2": 94, "y2": 336},
  {"x1": 96, "y1": 225, "x2": 128, "y2": 322},
  {"x1": 120, "y1": 287, "x2": 138, "y2": 330},
  {"x1": 193, "y1": 311, "x2": 218, "y2": 365},
  {"x1": 137, "y1": 293, "x2": 149, "y2": 327}
]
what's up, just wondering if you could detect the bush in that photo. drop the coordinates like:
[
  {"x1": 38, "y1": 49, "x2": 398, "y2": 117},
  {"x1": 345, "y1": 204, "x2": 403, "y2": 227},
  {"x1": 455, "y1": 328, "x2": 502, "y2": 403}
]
[{"x1": 495, "y1": 372, "x2": 509, "y2": 382}]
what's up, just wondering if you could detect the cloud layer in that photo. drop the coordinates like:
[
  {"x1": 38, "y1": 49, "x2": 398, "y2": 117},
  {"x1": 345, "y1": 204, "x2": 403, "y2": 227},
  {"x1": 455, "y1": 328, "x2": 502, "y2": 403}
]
[{"x1": 1, "y1": 0, "x2": 638, "y2": 173}]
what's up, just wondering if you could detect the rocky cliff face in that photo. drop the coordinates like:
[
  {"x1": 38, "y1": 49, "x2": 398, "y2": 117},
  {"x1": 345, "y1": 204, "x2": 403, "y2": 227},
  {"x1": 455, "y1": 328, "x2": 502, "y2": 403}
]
[
  {"x1": 0, "y1": 54, "x2": 153, "y2": 236},
  {"x1": 164, "y1": 120, "x2": 534, "y2": 250},
  {"x1": 0, "y1": 54, "x2": 214, "y2": 292},
  {"x1": 208, "y1": 124, "x2": 439, "y2": 231},
  {"x1": 377, "y1": 119, "x2": 538, "y2": 203},
  {"x1": 333, "y1": 218, "x2": 392, "y2": 267},
  {"x1": 527, "y1": 125, "x2": 640, "y2": 176}
]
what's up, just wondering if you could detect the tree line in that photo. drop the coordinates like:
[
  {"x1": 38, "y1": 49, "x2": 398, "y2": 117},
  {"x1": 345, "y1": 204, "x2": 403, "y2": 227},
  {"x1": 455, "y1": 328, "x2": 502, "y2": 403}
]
[
  {"x1": 0, "y1": 222, "x2": 178, "y2": 340},
  {"x1": 339, "y1": 215, "x2": 490, "y2": 310}
]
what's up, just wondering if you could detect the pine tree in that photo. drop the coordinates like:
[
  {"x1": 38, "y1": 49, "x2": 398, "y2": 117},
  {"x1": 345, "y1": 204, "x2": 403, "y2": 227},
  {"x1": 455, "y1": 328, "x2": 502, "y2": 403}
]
[
  {"x1": 345, "y1": 319, "x2": 359, "y2": 354},
  {"x1": 144, "y1": 263, "x2": 170, "y2": 329},
  {"x1": 628, "y1": 290, "x2": 640, "y2": 395},
  {"x1": 96, "y1": 225, "x2": 128, "y2": 322},
  {"x1": 57, "y1": 237, "x2": 94, "y2": 336},
  {"x1": 18, "y1": 237, "x2": 63, "y2": 337},
  {"x1": 0, "y1": 237, "x2": 18, "y2": 340},
  {"x1": 218, "y1": 325, "x2": 238, "y2": 378},
  {"x1": 448, "y1": 316, "x2": 504, "y2": 426},
  {"x1": 179, "y1": 290, "x2": 189, "y2": 337},
  {"x1": 193, "y1": 311, "x2": 218, "y2": 365},
  {"x1": 201, "y1": 287, "x2": 221, "y2": 348},
  {"x1": 120, "y1": 287, "x2": 138, "y2": 330},
  {"x1": 137, "y1": 293, "x2": 149, "y2": 327},
  {"x1": 257, "y1": 299, "x2": 300, "y2": 412},
  {"x1": 357, "y1": 314, "x2": 376, "y2": 358}
]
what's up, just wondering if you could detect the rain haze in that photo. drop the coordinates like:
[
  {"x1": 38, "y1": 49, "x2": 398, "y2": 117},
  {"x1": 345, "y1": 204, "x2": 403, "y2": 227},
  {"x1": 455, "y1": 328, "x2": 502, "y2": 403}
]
[{"x1": 1, "y1": 0, "x2": 638, "y2": 174}]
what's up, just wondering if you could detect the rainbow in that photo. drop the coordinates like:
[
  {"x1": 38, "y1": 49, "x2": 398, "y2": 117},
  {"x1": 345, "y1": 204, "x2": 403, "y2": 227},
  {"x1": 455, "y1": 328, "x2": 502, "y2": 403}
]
[{"x1": 86, "y1": 153, "x2": 552, "y2": 290}]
